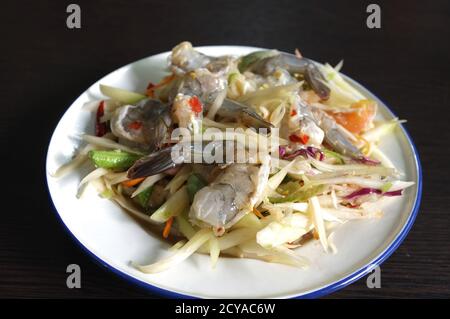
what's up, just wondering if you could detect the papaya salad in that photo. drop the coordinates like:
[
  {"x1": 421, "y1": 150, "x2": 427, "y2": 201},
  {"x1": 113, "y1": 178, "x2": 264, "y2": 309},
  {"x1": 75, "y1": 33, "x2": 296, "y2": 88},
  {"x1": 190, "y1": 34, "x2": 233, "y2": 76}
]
[{"x1": 54, "y1": 42, "x2": 413, "y2": 273}]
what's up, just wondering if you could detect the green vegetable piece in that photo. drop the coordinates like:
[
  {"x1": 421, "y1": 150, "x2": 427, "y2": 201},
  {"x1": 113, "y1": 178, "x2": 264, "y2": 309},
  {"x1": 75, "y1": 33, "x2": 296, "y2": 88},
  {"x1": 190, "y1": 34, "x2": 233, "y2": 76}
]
[
  {"x1": 269, "y1": 185, "x2": 326, "y2": 203},
  {"x1": 137, "y1": 186, "x2": 153, "y2": 208},
  {"x1": 323, "y1": 149, "x2": 345, "y2": 164},
  {"x1": 281, "y1": 174, "x2": 295, "y2": 184},
  {"x1": 100, "y1": 189, "x2": 114, "y2": 199},
  {"x1": 88, "y1": 150, "x2": 141, "y2": 171},
  {"x1": 276, "y1": 181, "x2": 302, "y2": 196},
  {"x1": 380, "y1": 182, "x2": 393, "y2": 193},
  {"x1": 99, "y1": 84, "x2": 146, "y2": 104},
  {"x1": 238, "y1": 50, "x2": 278, "y2": 73},
  {"x1": 150, "y1": 186, "x2": 189, "y2": 222},
  {"x1": 227, "y1": 72, "x2": 238, "y2": 84},
  {"x1": 186, "y1": 174, "x2": 207, "y2": 201},
  {"x1": 175, "y1": 210, "x2": 197, "y2": 239}
]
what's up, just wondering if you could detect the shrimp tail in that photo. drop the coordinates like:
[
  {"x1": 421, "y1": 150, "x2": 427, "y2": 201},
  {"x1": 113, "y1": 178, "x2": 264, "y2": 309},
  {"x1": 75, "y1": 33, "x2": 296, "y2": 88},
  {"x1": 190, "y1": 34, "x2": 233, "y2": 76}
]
[
  {"x1": 127, "y1": 146, "x2": 179, "y2": 178},
  {"x1": 218, "y1": 99, "x2": 273, "y2": 130},
  {"x1": 128, "y1": 141, "x2": 231, "y2": 178},
  {"x1": 302, "y1": 59, "x2": 330, "y2": 101}
]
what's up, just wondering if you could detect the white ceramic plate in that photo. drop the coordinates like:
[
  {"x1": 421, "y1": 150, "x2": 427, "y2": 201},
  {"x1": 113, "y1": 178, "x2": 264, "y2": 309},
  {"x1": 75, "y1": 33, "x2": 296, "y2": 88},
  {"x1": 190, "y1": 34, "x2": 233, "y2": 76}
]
[{"x1": 46, "y1": 46, "x2": 422, "y2": 298}]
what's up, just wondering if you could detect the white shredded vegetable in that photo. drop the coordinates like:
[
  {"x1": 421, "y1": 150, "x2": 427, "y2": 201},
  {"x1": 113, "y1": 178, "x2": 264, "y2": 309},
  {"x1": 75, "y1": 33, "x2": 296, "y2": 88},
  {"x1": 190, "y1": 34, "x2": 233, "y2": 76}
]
[
  {"x1": 362, "y1": 118, "x2": 406, "y2": 143},
  {"x1": 169, "y1": 240, "x2": 187, "y2": 252},
  {"x1": 79, "y1": 168, "x2": 109, "y2": 188},
  {"x1": 308, "y1": 166, "x2": 398, "y2": 180},
  {"x1": 150, "y1": 186, "x2": 189, "y2": 223},
  {"x1": 270, "y1": 202, "x2": 309, "y2": 212},
  {"x1": 202, "y1": 117, "x2": 241, "y2": 129},
  {"x1": 309, "y1": 196, "x2": 328, "y2": 252},
  {"x1": 82, "y1": 134, "x2": 142, "y2": 154},
  {"x1": 321, "y1": 206, "x2": 382, "y2": 220},
  {"x1": 307, "y1": 176, "x2": 394, "y2": 189},
  {"x1": 370, "y1": 144, "x2": 396, "y2": 168},
  {"x1": 256, "y1": 213, "x2": 309, "y2": 248},
  {"x1": 99, "y1": 84, "x2": 146, "y2": 104},
  {"x1": 320, "y1": 63, "x2": 366, "y2": 108},
  {"x1": 265, "y1": 161, "x2": 294, "y2": 197},
  {"x1": 112, "y1": 191, "x2": 157, "y2": 224},
  {"x1": 134, "y1": 229, "x2": 212, "y2": 274},
  {"x1": 269, "y1": 104, "x2": 286, "y2": 127},
  {"x1": 51, "y1": 144, "x2": 96, "y2": 178},
  {"x1": 327, "y1": 232, "x2": 338, "y2": 254},
  {"x1": 218, "y1": 228, "x2": 258, "y2": 251},
  {"x1": 239, "y1": 240, "x2": 308, "y2": 268},
  {"x1": 132, "y1": 173, "x2": 165, "y2": 197},
  {"x1": 164, "y1": 165, "x2": 191, "y2": 194},
  {"x1": 206, "y1": 88, "x2": 227, "y2": 119},
  {"x1": 105, "y1": 171, "x2": 128, "y2": 185},
  {"x1": 232, "y1": 212, "x2": 262, "y2": 229},
  {"x1": 209, "y1": 236, "x2": 220, "y2": 268},
  {"x1": 309, "y1": 157, "x2": 397, "y2": 174}
]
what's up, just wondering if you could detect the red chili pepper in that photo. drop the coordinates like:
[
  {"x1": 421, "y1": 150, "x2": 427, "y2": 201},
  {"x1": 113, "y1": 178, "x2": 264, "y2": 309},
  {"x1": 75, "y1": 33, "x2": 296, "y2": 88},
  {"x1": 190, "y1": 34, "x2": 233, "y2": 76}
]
[
  {"x1": 289, "y1": 134, "x2": 300, "y2": 143},
  {"x1": 128, "y1": 121, "x2": 143, "y2": 130},
  {"x1": 300, "y1": 134, "x2": 310, "y2": 144},
  {"x1": 290, "y1": 109, "x2": 297, "y2": 116},
  {"x1": 95, "y1": 101, "x2": 107, "y2": 137},
  {"x1": 188, "y1": 96, "x2": 202, "y2": 114},
  {"x1": 289, "y1": 133, "x2": 310, "y2": 144}
]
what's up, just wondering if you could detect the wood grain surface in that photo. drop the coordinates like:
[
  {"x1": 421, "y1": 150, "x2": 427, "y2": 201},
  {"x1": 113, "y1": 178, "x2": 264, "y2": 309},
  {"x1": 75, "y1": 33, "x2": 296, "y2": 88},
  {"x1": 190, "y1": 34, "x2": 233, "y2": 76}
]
[{"x1": 0, "y1": 0, "x2": 449, "y2": 298}]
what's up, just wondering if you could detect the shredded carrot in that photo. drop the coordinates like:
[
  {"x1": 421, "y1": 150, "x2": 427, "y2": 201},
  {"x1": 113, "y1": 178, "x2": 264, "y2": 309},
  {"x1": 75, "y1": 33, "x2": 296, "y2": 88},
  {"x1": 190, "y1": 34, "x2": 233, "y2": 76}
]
[
  {"x1": 146, "y1": 74, "x2": 176, "y2": 97},
  {"x1": 313, "y1": 229, "x2": 319, "y2": 240},
  {"x1": 162, "y1": 217, "x2": 174, "y2": 238},
  {"x1": 122, "y1": 177, "x2": 145, "y2": 187},
  {"x1": 252, "y1": 207, "x2": 264, "y2": 218}
]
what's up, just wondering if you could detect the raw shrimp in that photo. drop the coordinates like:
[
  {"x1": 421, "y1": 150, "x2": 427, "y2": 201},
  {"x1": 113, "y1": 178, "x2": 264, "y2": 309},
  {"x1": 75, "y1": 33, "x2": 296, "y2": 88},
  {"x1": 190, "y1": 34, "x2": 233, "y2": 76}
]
[
  {"x1": 285, "y1": 95, "x2": 362, "y2": 158},
  {"x1": 310, "y1": 106, "x2": 363, "y2": 158},
  {"x1": 170, "y1": 41, "x2": 233, "y2": 75},
  {"x1": 240, "y1": 50, "x2": 330, "y2": 100},
  {"x1": 190, "y1": 159, "x2": 270, "y2": 235},
  {"x1": 286, "y1": 95, "x2": 325, "y2": 147},
  {"x1": 175, "y1": 68, "x2": 227, "y2": 105},
  {"x1": 171, "y1": 93, "x2": 203, "y2": 134},
  {"x1": 110, "y1": 98, "x2": 171, "y2": 152},
  {"x1": 175, "y1": 68, "x2": 272, "y2": 129}
]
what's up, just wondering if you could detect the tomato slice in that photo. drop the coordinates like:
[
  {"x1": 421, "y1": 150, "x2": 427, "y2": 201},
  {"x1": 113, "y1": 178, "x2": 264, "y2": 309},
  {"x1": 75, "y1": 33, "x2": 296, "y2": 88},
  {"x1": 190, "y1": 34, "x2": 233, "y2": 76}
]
[{"x1": 328, "y1": 99, "x2": 377, "y2": 134}]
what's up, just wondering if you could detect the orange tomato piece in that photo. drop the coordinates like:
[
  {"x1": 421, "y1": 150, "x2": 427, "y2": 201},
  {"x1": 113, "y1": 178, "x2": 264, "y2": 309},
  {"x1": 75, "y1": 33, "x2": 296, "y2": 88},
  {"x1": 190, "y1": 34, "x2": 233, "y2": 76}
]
[{"x1": 328, "y1": 99, "x2": 377, "y2": 134}]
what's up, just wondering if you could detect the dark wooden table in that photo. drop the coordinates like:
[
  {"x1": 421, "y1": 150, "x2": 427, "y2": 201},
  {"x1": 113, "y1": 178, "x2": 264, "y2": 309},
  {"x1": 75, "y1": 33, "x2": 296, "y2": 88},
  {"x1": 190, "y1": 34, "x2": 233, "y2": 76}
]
[{"x1": 1, "y1": 0, "x2": 449, "y2": 298}]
